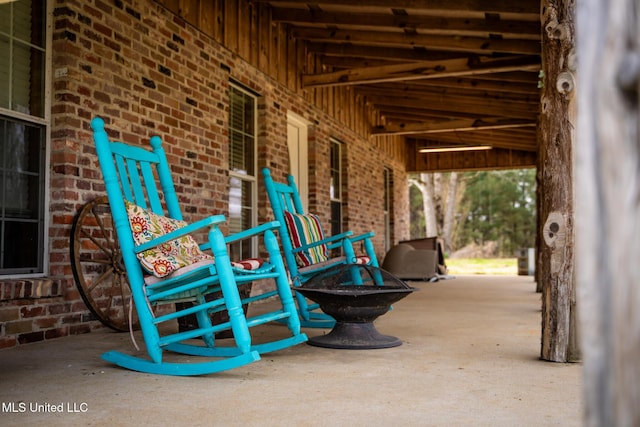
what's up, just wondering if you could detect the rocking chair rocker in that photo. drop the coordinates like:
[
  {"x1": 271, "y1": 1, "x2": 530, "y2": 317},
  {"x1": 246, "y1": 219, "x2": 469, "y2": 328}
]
[
  {"x1": 262, "y1": 168, "x2": 381, "y2": 328},
  {"x1": 90, "y1": 117, "x2": 306, "y2": 376}
]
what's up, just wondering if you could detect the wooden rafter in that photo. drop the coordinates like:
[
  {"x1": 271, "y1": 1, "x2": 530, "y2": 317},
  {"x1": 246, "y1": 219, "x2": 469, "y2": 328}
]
[
  {"x1": 256, "y1": 0, "x2": 540, "y2": 18},
  {"x1": 260, "y1": 0, "x2": 543, "y2": 163},
  {"x1": 371, "y1": 118, "x2": 536, "y2": 136},
  {"x1": 292, "y1": 27, "x2": 541, "y2": 56},
  {"x1": 302, "y1": 57, "x2": 540, "y2": 87},
  {"x1": 271, "y1": 8, "x2": 541, "y2": 40}
]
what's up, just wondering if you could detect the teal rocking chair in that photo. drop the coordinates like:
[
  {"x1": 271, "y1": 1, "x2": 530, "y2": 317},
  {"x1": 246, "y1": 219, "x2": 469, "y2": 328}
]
[
  {"x1": 262, "y1": 168, "x2": 381, "y2": 328},
  {"x1": 91, "y1": 117, "x2": 306, "y2": 376}
]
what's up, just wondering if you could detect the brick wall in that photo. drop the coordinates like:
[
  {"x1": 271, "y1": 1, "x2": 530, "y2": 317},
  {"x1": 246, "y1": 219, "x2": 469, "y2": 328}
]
[{"x1": 0, "y1": 0, "x2": 408, "y2": 350}]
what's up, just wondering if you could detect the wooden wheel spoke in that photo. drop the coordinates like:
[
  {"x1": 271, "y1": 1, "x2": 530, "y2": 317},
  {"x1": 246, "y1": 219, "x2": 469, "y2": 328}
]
[
  {"x1": 78, "y1": 255, "x2": 112, "y2": 265},
  {"x1": 92, "y1": 205, "x2": 116, "y2": 249},
  {"x1": 85, "y1": 266, "x2": 115, "y2": 294},
  {"x1": 71, "y1": 197, "x2": 134, "y2": 332},
  {"x1": 79, "y1": 227, "x2": 114, "y2": 259}
]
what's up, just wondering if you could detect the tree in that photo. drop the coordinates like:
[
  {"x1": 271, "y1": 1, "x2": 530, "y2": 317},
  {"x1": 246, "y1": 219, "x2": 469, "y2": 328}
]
[
  {"x1": 454, "y1": 169, "x2": 536, "y2": 257},
  {"x1": 409, "y1": 173, "x2": 437, "y2": 236},
  {"x1": 409, "y1": 172, "x2": 460, "y2": 252}
]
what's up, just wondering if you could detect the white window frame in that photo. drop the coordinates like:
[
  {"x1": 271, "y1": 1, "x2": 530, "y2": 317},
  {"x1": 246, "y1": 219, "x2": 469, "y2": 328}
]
[{"x1": 0, "y1": 1, "x2": 52, "y2": 278}]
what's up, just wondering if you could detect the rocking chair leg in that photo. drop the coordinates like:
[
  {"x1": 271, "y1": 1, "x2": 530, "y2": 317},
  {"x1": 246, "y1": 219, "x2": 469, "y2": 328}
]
[
  {"x1": 194, "y1": 303, "x2": 216, "y2": 348},
  {"x1": 265, "y1": 230, "x2": 302, "y2": 335}
]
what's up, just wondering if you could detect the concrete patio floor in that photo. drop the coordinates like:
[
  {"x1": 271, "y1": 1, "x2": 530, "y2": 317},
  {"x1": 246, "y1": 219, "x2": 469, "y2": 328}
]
[{"x1": 0, "y1": 275, "x2": 582, "y2": 426}]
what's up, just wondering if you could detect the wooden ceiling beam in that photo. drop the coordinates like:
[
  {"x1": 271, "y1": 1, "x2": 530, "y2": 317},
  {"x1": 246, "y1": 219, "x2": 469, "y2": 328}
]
[
  {"x1": 271, "y1": 8, "x2": 540, "y2": 39},
  {"x1": 364, "y1": 83, "x2": 540, "y2": 103},
  {"x1": 292, "y1": 27, "x2": 541, "y2": 56},
  {"x1": 406, "y1": 77, "x2": 539, "y2": 94},
  {"x1": 368, "y1": 95, "x2": 538, "y2": 120},
  {"x1": 308, "y1": 43, "x2": 468, "y2": 64},
  {"x1": 302, "y1": 56, "x2": 540, "y2": 87},
  {"x1": 415, "y1": 128, "x2": 537, "y2": 144},
  {"x1": 366, "y1": 89, "x2": 540, "y2": 110},
  {"x1": 379, "y1": 106, "x2": 481, "y2": 122},
  {"x1": 260, "y1": 0, "x2": 540, "y2": 19},
  {"x1": 468, "y1": 71, "x2": 540, "y2": 83},
  {"x1": 371, "y1": 118, "x2": 536, "y2": 136}
]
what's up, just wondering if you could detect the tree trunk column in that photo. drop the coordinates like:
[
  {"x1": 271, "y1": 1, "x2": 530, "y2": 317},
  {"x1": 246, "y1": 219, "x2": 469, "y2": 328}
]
[{"x1": 539, "y1": 0, "x2": 579, "y2": 362}]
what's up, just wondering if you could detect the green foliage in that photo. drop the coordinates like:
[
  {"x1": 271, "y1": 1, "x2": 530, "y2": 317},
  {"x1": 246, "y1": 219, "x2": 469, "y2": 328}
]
[
  {"x1": 409, "y1": 169, "x2": 537, "y2": 257},
  {"x1": 409, "y1": 184, "x2": 425, "y2": 237},
  {"x1": 455, "y1": 169, "x2": 536, "y2": 256}
]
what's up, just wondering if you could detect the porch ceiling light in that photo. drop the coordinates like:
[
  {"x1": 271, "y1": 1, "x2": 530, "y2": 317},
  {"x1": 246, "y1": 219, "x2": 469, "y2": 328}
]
[{"x1": 419, "y1": 145, "x2": 492, "y2": 153}]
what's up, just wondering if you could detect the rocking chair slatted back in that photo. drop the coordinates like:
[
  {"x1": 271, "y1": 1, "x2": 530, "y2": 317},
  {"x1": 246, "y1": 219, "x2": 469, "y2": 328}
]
[
  {"x1": 91, "y1": 117, "x2": 306, "y2": 376},
  {"x1": 262, "y1": 167, "x2": 381, "y2": 329}
]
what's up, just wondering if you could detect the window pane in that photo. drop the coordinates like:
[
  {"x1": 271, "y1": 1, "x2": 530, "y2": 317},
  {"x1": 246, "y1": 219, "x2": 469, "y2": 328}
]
[
  {"x1": 0, "y1": 1, "x2": 46, "y2": 117},
  {"x1": 242, "y1": 94, "x2": 254, "y2": 134},
  {"x1": 229, "y1": 129, "x2": 245, "y2": 173},
  {"x1": 330, "y1": 141, "x2": 341, "y2": 201},
  {"x1": 13, "y1": 0, "x2": 46, "y2": 49},
  {"x1": 0, "y1": 116, "x2": 44, "y2": 274},
  {"x1": 229, "y1": 86, "x2": 256, "y2": 175},
  {"x1": 3, "y1": 220, "x2": 39, "y2": 270},
  {"x1": 243, "y1": 133, "x2": 255, "y2": 175},
  {"x1": 5, "y1": 119, "x2": 42, "y2": 173},
  {"x1": 330, "y1": 200, "x2": 341, "y2": 236},
  {"x1": 228, "y1": 176, "x2": 254, "y2": 260},
  {"x1": 0, "y1": 34, "x2": 9, "y2": 110},
  {"x1": 12, "y1": 40, "x2": 45, "y2": 116},
  {"x1": 330, "y1": 141, "x2": 342, "y2": 235},
  {"x1": 0, "y1": 3, "x2": 10, "y2": 19},
  {"x1": 228, "y1": 177, "x2": 253, "y2": 233},
  {"x1": 3, "y1": 172, "x2": 40, "y2": 218}
]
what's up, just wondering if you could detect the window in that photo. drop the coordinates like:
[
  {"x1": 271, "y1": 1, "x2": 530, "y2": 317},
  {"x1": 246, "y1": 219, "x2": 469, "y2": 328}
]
[
  {"x1": 383, "y1": 167, "x2": 393, "y2": 253},
  {"x1": 228, "y1": 83, "x2": 257, "y2": 260},
  {"x1": 0, "y1": 1, "x2": 48, "y2": 276},
  {"x1": 329, "y1": 139, "x2": 342, "y2": 236}
]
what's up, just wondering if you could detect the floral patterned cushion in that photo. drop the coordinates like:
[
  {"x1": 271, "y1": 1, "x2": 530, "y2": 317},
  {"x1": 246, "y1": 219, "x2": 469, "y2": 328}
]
[
  {"x1": 284, "y1": 211, "x2": 329, "y2": 267},
  {"x1": 125, "y1": 202, "x2": 212, "y2": 278}
]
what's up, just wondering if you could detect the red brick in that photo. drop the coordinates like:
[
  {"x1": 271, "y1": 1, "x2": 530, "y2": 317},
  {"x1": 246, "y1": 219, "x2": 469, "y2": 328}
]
[
  {"x1": 45, "y1": 328, "x2": 69, "y2": 340},
  {"x1": 18, "y1": 331, "x2": 45, "y2": 344},
  {"x1": 21, "y1": 306, "x2": 46, "y2": 318},
  {"x1": 0, "y1": 337, "x2": 17, "y2": 349}
]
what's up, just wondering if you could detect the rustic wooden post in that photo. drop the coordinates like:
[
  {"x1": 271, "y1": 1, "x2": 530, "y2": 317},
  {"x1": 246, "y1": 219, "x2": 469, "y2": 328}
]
[
  {"x1": 538, "y1": 0, "x2": 579, "y2": 362},
  {"x1": 576, "y1": 0, "x2": 640, "y2": 424}
]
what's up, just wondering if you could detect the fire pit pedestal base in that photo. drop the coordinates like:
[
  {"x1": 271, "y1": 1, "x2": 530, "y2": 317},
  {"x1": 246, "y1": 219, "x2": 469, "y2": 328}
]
[
  {"x1": 308, "y1": 321, "x2": 402, "y2": 349},
  {"x1": 296, "y1": 264, "x2": 416, "y2": 350}
]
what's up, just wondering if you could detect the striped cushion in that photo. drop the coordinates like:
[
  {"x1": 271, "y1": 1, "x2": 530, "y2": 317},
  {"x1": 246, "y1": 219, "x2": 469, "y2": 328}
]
[
  {"x1": 284, "y1": 211, "x2": 329, "y2": 267},
  {"x1": 231, "y1": 258, "x2": 264, "y2": 270},
  {"x1": 355, "y1": 255, "x2": 370, "y2": 265}
]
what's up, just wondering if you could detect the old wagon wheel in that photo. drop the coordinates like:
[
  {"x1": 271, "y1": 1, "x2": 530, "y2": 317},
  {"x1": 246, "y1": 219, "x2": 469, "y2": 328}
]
[{"x1": 70, "y1": 196, "x2": 138, "y2": 332}]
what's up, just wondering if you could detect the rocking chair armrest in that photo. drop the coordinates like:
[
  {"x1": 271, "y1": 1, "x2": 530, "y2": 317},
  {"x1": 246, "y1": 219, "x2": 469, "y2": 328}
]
[
  {"x1": 133, "y1": 214, "x2": 227, "y2": 253},
  {"x1": 223, "y1": 221, "x2": 280, "y2": 244},
  {"x1": 293, "y1": 231, "x2": 354, "y2": 253},
  {"x1": 199, "y1": 221, "x2": 280, "y2": 251},
  {"x1": 348, "y1": 231, "x2": 376, "y2": 244}
]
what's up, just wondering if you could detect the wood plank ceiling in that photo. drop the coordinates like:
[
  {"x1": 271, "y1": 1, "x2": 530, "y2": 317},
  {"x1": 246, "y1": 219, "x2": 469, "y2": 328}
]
[{"x1": 263, "y1": 0, "x2": 541, "y2": 157}]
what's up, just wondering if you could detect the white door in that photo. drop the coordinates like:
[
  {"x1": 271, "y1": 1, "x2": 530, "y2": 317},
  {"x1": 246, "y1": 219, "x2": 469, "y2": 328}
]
[{"x1": 287, "y1": 112, "x2": 309, "y2": 210}]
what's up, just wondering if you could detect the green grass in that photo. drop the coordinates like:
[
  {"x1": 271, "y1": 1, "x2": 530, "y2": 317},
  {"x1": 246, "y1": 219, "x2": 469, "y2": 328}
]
[{"x1": 445, "y1": 258, "x2": 518, "y2": 275}]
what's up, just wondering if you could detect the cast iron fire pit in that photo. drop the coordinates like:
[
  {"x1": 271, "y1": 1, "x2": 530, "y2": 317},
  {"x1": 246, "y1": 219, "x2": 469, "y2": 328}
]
[{"x1": 296, "y1": 264, "x2": 416, "y2": 349}]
